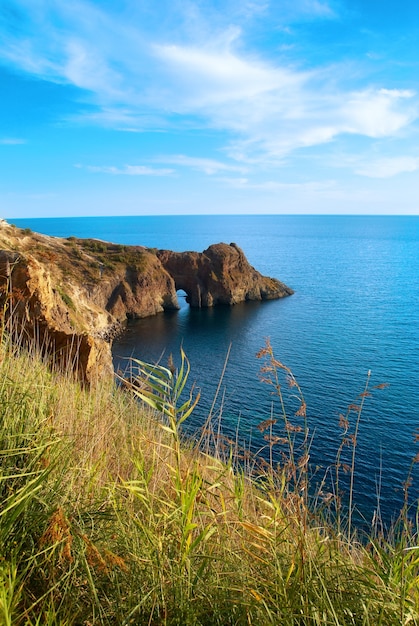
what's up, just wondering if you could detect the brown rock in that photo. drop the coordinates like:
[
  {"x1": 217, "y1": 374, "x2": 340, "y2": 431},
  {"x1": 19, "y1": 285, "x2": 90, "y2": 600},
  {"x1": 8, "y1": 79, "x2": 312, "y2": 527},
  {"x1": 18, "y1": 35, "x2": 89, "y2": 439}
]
[
  {"x1": 0, "y1": 221, "x2": 293, "y2": 383},
  {"x1": 157, "y1": 242, "x2": 293, "y2": 307},
  {"x1": 0, "y1": 250, "x2": 113, "y2": 384},
  {"x1": 104, "y1": 252, "x2": 178, "y2": 320}
]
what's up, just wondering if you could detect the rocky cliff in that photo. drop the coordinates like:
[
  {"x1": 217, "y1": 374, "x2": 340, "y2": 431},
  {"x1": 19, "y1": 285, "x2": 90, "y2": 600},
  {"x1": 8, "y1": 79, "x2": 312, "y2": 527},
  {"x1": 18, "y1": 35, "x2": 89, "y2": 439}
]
[
  {"x1": 0, "y1": 220, "x2": 293, "y2": 383},
  {"x1": 157, "y1": 243, "x2": 292, "y2": 307}
]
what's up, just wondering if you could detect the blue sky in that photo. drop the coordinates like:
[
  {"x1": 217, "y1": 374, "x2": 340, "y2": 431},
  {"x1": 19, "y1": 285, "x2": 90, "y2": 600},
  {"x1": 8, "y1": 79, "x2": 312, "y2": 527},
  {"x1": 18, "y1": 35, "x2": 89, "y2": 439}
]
[{"x1": 1, "y1": 0, "x2": 419, "y2": 217}]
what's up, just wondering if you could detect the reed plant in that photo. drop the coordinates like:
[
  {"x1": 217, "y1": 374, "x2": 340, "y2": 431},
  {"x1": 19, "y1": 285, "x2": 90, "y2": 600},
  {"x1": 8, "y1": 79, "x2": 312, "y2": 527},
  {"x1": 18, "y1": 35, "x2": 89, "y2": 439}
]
[{"x1": 0, "y1": 326, "x2": 418, "y2": 624}]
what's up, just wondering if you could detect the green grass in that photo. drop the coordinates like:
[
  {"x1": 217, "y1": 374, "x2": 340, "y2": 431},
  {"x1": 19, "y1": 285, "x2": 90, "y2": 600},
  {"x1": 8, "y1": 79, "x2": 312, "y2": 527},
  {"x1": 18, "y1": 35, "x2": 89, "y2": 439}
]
[
  {"x1": 0, "y1": 332, "x2": 419, "y2": 625},
  {"x1": 56, "y1": 286, "x2": 76, "y2": 311}
]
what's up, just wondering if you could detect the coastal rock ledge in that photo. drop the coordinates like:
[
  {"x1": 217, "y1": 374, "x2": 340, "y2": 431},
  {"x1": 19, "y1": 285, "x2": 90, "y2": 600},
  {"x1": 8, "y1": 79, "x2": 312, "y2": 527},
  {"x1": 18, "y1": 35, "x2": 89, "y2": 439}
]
[{"x1": 0, "y1": 220, "x2": 293, "y2": 383}]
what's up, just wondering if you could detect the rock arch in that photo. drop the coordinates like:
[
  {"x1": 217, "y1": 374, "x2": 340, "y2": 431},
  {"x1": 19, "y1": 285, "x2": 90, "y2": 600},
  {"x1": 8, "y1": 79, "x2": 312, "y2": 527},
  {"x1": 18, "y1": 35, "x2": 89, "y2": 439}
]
[
  {"x1": 0, "y1": 220, "x2": 293, "y2": 384},
  {"x1": 157, "y1": 242, "x2": 293, "y2": 308}
]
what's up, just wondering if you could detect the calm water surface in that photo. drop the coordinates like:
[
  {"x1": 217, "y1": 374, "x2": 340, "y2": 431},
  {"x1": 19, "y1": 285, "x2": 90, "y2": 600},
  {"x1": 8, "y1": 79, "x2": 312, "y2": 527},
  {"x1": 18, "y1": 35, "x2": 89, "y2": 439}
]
[{"x1": 14, "y1": 215, "x2": 419, "y2": 526}]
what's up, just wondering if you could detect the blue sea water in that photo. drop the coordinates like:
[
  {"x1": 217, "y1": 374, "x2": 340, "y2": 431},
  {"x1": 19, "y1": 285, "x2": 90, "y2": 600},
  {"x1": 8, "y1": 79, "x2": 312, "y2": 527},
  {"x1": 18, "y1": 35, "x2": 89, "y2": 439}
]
[{"x1": 13, "y1": 214, "x2": 419, "y2": 527}]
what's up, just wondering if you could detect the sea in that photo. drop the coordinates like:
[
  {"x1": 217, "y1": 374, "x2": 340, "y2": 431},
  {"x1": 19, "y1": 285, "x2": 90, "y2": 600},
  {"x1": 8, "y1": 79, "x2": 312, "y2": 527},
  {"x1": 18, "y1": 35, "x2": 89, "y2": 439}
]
[{"x1": 13, "y1": 214, "x2": 419, "y2": 529}]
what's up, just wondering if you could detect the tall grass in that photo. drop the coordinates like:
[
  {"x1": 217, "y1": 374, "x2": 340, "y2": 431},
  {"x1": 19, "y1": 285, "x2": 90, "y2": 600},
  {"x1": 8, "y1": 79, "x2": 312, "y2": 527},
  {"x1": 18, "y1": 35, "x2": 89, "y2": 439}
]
[{"x1": 1, "y1": 330, "x2": 419, "y2": 624}]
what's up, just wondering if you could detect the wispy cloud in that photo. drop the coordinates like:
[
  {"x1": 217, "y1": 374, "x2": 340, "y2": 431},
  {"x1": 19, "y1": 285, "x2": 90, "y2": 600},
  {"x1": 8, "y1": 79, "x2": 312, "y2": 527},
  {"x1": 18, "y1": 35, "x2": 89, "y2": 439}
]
[
  {"x1": 340, "y1": 89, "x2": 416, "y2": 138},
  {"x1": 355, "y1": 156, "x2": 419, "y2": 178},
  {"x1": 0, "y1": 138, "x2": 26, "y2": 145},
  {"x1": 77, "y1": 164, "x2": 174, "y2": 176},
  {"x1": 157, "y1": 154, "x2": 247, "y2": 175},
  {"x1": 219, "y1": 176, "x2": 336, "y2": 191},
  {"x1": 152, "y1": 40, "x2": 302, "y2": 108},
  {"x1": 0, "y1": 0, "x2": 417, "y2": 172},
  {"x1": 224, "y1": 87, "x2": 417, "y2": 163},
  {"x1": 278, "y1": 0, "x2": 338, "y2": 20}
]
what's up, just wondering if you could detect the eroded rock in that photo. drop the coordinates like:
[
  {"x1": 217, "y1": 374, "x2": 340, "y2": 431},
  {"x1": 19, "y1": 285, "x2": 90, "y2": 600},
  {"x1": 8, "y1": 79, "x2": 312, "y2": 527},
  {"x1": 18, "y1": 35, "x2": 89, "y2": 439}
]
[
  {"x1": 157, "y1": 242, "x2": 293, "y2": 307},
  {"x1": 0, "y1": 221, "x2": 293, "y2": 383}
]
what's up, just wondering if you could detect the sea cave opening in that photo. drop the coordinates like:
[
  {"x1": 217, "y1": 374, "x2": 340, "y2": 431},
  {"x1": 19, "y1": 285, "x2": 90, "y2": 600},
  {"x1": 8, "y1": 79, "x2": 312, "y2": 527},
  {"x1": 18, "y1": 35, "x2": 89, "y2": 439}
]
[{"x1": 176, "y1": 289, "x2": 189, "y2": 312}]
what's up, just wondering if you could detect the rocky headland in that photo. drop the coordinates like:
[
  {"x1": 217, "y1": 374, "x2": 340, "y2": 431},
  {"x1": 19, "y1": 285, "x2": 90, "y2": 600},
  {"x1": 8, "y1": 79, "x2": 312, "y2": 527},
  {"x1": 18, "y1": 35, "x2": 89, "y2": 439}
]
[{"x1": 0, "y1": 220, "x2": 293, "y2": 383}]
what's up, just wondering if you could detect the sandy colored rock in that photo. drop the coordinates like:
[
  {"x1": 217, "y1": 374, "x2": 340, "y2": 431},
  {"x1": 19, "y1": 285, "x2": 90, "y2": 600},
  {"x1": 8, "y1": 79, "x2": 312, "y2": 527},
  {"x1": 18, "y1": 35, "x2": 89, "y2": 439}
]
[{"x1": 0, "y1": 221, "x2": 293, "y2": 383}]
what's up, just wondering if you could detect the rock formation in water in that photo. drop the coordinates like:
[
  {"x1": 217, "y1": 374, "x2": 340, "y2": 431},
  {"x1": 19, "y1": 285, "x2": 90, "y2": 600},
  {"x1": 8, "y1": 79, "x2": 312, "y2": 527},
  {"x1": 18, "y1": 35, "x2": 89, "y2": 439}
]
[
  {"x1": 0, "y1": 221, "x2": 293, "y2": 383},
  {"x1": 157, "y1": 243, "x2": 293, "y2": 307}
]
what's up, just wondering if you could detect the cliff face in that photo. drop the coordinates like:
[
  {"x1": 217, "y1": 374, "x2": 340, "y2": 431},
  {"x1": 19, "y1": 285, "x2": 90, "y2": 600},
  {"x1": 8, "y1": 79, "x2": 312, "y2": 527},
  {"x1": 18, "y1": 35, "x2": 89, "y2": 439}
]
[
  {"x1": 0, "y1": 249, "x2": 114, "y2": 383},
  {"x1": 0, "y1": 221, "x2": 293, "y2": 383}
]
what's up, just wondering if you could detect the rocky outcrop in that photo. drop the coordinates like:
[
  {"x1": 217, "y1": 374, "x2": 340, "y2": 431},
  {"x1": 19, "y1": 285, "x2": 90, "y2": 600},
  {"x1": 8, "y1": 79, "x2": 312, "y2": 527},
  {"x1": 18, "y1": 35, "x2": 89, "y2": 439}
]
[
  {"x1": 0, "y1": 250, "x2": 115, "y2": 384},
  {"x1": 157, "y1": 243, "x2": 293, "y2": 306},
  {"x1": 0, "y1": 221, "x2": 293, "y2": 383},
  {"x1": 90, "y1": 249, "x2": 179, "y2": 321}
]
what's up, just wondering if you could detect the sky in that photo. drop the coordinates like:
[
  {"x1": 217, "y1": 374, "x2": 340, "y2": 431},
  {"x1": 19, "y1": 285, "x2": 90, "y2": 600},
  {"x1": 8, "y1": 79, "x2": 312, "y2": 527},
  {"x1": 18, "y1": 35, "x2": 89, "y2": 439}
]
[{"x1": 1, "y1": 0, "x2": 419, "y2": 218}]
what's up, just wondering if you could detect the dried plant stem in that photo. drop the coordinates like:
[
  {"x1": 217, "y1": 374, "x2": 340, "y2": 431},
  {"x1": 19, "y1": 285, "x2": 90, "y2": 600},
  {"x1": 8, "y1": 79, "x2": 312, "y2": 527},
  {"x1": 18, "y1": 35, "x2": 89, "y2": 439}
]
[{"x1": 347, "y1": 369, "x2": 371, "y2": 539}]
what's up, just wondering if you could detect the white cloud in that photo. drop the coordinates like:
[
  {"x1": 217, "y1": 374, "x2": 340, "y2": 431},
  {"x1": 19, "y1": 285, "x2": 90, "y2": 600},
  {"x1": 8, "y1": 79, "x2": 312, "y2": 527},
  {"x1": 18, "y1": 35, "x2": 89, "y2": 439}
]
[
  {"x1": 257, "y1": 0, "x2": 337, "y2": 22},
  {"x1": 79, "y1": 164, "x2": 174, "y2": 176},
  {"x1": 222, "y1": 86, "x2": 418, "y2": 162},
  {"x1": 355, "y1": 156, "x2": 419, "y2": 178},
  {"x1": 219, "y1": 176, "x2": 336, "y2": 191},
  {"x1": 0, "y1": 138, "x2": 26, "y2": 144},
  {"x1": 340, "y1": 89, "x2": 416, "y2": 138},
  {"x1": 298, "y1": 0, "x2": 337, "y2": 18},
  {"x1": 0, "y1": 0, "x2": 417, "y2": 169},
  {"x1": 152, "y1": 42, "x2": 303, "y2": 108},
  {"x1": 63, "y1": 38, "x2": 123, "y2": 98},
  {"x1": 158, "y1": 154, "x2": 247, "y2": 174}
]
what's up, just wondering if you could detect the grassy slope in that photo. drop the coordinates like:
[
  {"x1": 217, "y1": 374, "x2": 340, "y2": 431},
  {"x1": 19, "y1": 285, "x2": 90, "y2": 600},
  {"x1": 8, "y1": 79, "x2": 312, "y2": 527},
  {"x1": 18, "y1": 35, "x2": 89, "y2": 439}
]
[{"x1": 1, "y1": 336, "x2": 418, "y2": 625}]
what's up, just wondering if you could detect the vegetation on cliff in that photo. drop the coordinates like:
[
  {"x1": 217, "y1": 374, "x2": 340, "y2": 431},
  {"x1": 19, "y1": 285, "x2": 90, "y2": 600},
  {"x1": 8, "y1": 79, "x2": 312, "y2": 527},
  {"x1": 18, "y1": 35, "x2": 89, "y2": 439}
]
[
  {"x1": 0, "y1": 220, "x2": 293, "y2": 384},
  {"x1": 1, "y1": 328, "x2": 419, "y2": 625}
]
